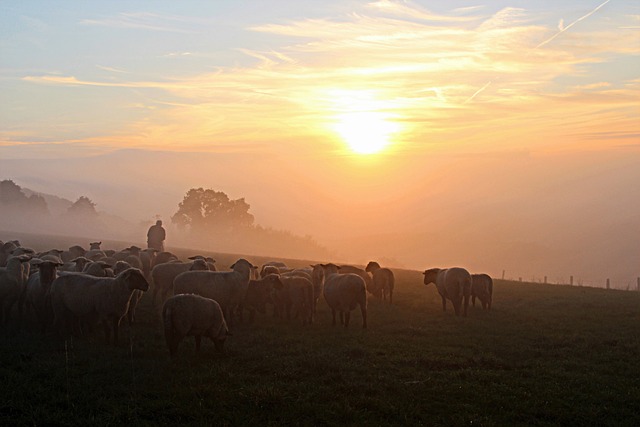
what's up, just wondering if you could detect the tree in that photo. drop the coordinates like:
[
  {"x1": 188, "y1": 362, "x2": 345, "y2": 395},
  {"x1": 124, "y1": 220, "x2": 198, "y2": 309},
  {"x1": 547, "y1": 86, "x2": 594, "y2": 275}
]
[
  {"x1": 67, "y1": 196, "x2": 98, "y2": 217},
  {"x1": 171, "y1": 188, "x2": 254, "y2": 232},
  {"x1": 0, "y1": 179, "x2": 49, "y2": 214}
]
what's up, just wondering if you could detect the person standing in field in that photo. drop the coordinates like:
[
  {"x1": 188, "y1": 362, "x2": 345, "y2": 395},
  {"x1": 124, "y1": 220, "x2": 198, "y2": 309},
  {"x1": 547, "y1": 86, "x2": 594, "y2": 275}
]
[{"x1": 147, "y1": 220, "x2": 166, "y2": 252}]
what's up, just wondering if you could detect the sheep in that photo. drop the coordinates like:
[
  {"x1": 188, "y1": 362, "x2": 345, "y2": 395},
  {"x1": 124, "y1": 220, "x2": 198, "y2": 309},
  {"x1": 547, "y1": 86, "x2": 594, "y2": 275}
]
[
  {"x1": 338, "y1": 265, "x2": 374, "y2": 296},
  {"x1": 263, "y1": 261, "x2": 288, "y2": 272},
  {"x1": 423, "y1": 267, "x2": 472, "y2": 317},
  {"x1": 471, "y1": 273, "x2": 493, "y2": 310},
  {"x1": 310, "y1": 264, "x2": 325, "y2": 314},
  {"x1": 0, "y1": 240, "x2": 21, "y2": 266},
  {"x1": 89, "y1": 241, "x2": 102, "y2": 250},
  {"x1": 85, "y1": 249, "x2": 107, "y2": 261},
  {"x1": 113, "y1": 260, "x2": 145, "y2": 325},
  {"x1": 61, "y1": 245, "x2": 86, "y2": 263},
  {"x1": 25, "y1": 259, "x2": 63, "y2": 332},
  {"x1": 237, "y1": 274, "x2": 283, "y2": 323},
  {"x1": 321, "y1": 263, "x2": 367, "y2": 328},
  {"x1": 172, "y1": 258, "x2": 255, "y2": 327},
  {"x1": 0, "y1": 255, "x2": 32, "y2": 327},
  {"x1": 150, "y1": 258, "x2": 211, "y2": 307},
  {"x1": 162, "y1": 294, "x2": 229, "y2": 359},
  {"x1": 139, "y1": 248, "x2": 157, "y2": 280},
  {"x1": 260, "y1": 264, "x2": 280, "y2": 278},
  {"x1": 50, "y1": 268, "x2": 149, "y2": 345},
  {"x1": 152, "y1": 251, "x2": 179, "y2": 268},
  {"x1": 82, "y1": 261, "x2": 114, "y2": 277},
  {"x1": 36, "y1": 249, "x2": 64, "y2": 264},
  {"x1": 63, "y1": 256, "x2": 91, "y2": 273},
  {"x1": 276, "y1": 276, "x2": 314, "y2": 325},
  {"x1": 365, "y1": 261, "x2": 395, "y2": 304}
]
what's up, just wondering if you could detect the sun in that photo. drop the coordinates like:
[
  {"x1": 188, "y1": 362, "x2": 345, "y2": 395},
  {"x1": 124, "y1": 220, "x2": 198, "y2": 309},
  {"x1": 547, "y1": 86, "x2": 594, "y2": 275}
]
[{"x1": 333, "y1": 111, "x2": 401, "y2": 155}]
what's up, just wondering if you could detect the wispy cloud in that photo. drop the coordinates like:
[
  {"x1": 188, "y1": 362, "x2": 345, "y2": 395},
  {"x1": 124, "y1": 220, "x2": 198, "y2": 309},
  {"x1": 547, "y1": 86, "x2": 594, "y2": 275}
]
[{"x1": 80, "y1": 12, "x2": 198, "y2": 33}]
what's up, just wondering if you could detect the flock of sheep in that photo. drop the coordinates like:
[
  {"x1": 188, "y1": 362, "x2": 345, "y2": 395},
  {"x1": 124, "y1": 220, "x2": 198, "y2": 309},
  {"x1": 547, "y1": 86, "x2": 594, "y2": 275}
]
[{"x1": 0, "y1": 238, "x2": 493, "y2": 358}]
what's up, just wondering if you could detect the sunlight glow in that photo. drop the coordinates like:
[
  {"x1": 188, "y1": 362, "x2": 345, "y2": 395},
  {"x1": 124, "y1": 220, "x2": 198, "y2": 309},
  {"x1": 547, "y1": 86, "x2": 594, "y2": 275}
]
[{"x1": 333, "y1": 111, "x2": 401, "y2": 154}]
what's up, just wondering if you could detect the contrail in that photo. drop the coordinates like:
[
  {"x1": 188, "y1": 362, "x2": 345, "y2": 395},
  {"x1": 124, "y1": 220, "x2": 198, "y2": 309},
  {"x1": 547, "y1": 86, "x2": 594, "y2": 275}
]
[
  {"x1": 464, "y1": 81, "x2": 491, "y2": 104},
  {"x1": 536, "y1": 0, "x2": 611, "y2": 49}
]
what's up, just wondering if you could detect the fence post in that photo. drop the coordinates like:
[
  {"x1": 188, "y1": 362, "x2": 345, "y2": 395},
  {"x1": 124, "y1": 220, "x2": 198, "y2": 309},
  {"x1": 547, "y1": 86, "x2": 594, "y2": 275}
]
[
  {"x1": 570, "y1": 276, "x2": 573, "y2": 286},
  {"x1": 606, "y1": 278, "x2": 610, "y2": 290}
]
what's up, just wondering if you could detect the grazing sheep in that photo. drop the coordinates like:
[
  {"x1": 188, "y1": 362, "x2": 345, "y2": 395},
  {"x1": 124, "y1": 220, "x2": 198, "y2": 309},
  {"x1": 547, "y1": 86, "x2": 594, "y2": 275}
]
[
  {"x1": 50, "y1": 268, "x2": 149, "y2": 345},
  {"x1": 365, "y1": 261, "x2": 395, "y2": 304},
  {"x1": 322, "y1": 263, "x2": 367, "y2": 328},
  {"x1": 25, "y1": 259, "x2": 63, "y2": 332},
  {"x1": 338, "y1": 265, "x2": 374, "y2": 296},
  {"x1": 238, "y1": 274, "x2": 283, "y2": 323},
  {"x1": 276, "y1": 276, "x2": 314, "y2": 325},
  {"x1": 423, "y1": 267, "x2": 472, "y2": 317},
  {"x1": 0, "y1": 255, "x2": 32, "y2": 326},
  {"x1": 172, "y1": 258, "x2": 255, "y2": 327},
  {"x1": 162, "y1": 294, "x2": 229, "y2": 358},
  {"x1": 471, "y1": 273, "x2": 493, "y2": 310},
  {"x1": 150, "y1": 258, "x2": 210, "y2": 307}
]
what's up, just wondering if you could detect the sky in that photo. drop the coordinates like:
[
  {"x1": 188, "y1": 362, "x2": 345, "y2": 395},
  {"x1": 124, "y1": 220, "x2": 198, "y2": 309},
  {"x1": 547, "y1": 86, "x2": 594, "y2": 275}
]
[{"x1": 1, "y1": 1, "x2": 639, "y2": 285}]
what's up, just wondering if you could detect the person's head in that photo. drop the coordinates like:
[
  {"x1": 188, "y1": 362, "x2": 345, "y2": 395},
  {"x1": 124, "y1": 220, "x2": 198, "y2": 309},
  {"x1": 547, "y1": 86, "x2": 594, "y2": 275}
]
[{"x1": 156, "y1": 220, "x2": 163, "y2": 226}]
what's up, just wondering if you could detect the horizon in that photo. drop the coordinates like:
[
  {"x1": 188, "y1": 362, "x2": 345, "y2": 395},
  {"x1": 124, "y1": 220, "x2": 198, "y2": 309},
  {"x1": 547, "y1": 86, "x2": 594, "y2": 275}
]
[{"x1": 1, "y1": 1, "x2": 639, "y2": 286}]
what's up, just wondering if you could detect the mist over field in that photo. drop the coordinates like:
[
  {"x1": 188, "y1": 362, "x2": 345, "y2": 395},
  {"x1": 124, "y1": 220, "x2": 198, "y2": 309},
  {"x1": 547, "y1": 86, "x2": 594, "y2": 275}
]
[{"x1": 2, "y1": 147, "x2": 638, "y2": 288}]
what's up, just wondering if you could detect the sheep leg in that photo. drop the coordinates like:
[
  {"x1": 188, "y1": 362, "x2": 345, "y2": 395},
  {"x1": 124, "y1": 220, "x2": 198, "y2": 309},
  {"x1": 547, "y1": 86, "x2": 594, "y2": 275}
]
[
  {"x1": 463, "y1": 294, "x2": 469, "y2": 317},
  {"x1": 331, "y1": 309, "x2": 337, "y2": 326},
  {"x1": 452, "y1": 299, "x2": 461, "y2": 317},
  {"x1": 344, "y1": 311, "x2": 350, "y2": 328},
  {"x1": 389, "y1": 288, "x2": 393, "y2": 305}
]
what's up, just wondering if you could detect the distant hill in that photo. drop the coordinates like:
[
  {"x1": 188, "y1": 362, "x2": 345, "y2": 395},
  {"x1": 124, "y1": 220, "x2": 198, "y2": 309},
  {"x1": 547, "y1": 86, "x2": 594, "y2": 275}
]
[{"x1": 21, "y1": 187, "x2": 73, "y2": 216}]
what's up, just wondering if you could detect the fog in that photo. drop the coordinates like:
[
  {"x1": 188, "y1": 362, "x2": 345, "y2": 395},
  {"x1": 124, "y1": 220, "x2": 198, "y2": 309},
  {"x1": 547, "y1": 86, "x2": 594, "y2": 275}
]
[{"x1": 1, "y1": 147, "x2": 638, "y2": 289}]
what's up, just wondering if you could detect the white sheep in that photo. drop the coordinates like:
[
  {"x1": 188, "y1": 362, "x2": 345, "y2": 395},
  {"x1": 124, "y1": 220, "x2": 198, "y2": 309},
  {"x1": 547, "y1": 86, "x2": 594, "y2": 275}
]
[
  {"x1": 61, "y1": 245, "x2": 86, "y2": 263},
  {"x1": 150, "y1": 258, "x2": 210, "y2": 306},
  {"x1": 0, "y1": 255, "x2": 32, "y2": 327},
  {"x1": 260, "y1": 264, "x2": 280, "y2": 278},
  {"x1": 471, "y1": 273, "x2": 493, "y2": 310},
  {"x1": 162, "y1": 293, "x2": 229, "y2": 358},
  {"x1": 172, "y1": 258, "x2": 255, "y2": 327},
  {"x1": 423, "y1": 267, "x2": 472, "y2": 317},
  {"x1": 25, "y1": 259, "x2": 63, "y2": 332},
  {"x1": 365, "y1": 261, "x2": 395, "y2": 304},
  {"x1": 50, "y1": 268, "x2": 149, "y2": 345},
  {"x1": 321, "y1": 263, "x2": 367, "y2": 328}
]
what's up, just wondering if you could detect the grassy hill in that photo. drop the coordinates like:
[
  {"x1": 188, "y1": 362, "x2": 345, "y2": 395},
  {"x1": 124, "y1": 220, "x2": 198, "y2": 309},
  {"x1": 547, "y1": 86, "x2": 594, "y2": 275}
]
[{"x1": 1, "y1": 233, "x2": 638, "y2": 426}]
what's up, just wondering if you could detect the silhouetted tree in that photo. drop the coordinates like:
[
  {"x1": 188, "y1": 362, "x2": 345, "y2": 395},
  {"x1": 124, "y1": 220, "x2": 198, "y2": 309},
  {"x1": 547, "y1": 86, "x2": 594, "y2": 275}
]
[
  {"x1": 0, "y1": 179, "x2": 49, "y2": 214},
  {"x1": 171, "y1": 188, "x2": 254, "y2": 232},
  {"x1": 67, "y1": 196, "x2": 98, "y2": 217}
]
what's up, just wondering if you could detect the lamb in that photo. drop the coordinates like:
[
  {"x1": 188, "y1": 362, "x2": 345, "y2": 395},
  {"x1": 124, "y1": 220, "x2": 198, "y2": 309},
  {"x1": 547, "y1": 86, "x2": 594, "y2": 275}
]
[
  {"x1": 338, "y1": 265, "x2": 374, "y2": 295},
  {"x1": 321, "y1": 263, "x2": 367, "y2": 328},
  {"x1": 162, "y1": 294, "x2": 229, "y2": 358},
  {"x1": 0, "y1": 255, "x2": 32, "y2": 327},
  {"x1": 237, "y1": 274, "x2": 283, "y2": 323},
  {"x1": 25, "y1": 259, "x2": 63, "y2": 332},
  {"x1": 50, "y1": 268, "x2": 149, "y2": 345},
  {"x1": 365, "y1": 261, "x2": 395, "y2": 304},
  {"x1": 172, "y1": 258, "x2": 255, "y2": 327},
  {"x1": 423, "y1": 267, "x2": 472, "y2": 317},
  {"x1": 150, "y1": 258, "x2": 211, "y2": 306},
  {"x1": 471, "y1": 273, "x2": 493, "y2": 310},
  {"x1": 276, "y1": 276, "x2": 314, "y2": 325}
]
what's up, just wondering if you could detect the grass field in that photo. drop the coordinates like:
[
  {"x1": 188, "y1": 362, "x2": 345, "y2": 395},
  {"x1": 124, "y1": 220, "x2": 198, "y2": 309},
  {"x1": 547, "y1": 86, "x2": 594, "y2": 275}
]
[{"x1": 1, "y1": 233, "x2": 639, "y2": 426}]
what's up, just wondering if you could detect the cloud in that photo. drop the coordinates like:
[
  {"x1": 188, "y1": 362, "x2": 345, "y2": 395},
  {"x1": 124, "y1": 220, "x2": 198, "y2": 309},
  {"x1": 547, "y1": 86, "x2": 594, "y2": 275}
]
[{"x1": 79, "y1": 12, "x2": 200, "y2": 33}]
